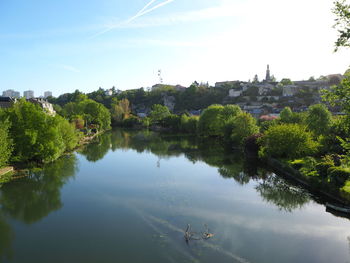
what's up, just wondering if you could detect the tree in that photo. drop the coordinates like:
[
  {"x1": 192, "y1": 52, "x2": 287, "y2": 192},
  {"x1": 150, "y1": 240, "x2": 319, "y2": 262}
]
[
  {"x1": 198, "y1": 104, "x2": 242, "y2": 137},
  {"x1": 230, "y1": 112, "x2": 259, "y2": 145},
  {"x1": 280, "y1": 78, "x2": 293, "y2": 86},
  {"x1": 1, "y1": 100, "x2": 79, "y2": 163},
  {"x1": 333, "y1": 0, "x2": 350, "y2": 51},
  {"x1": 322, "y1": 71, "x2": 350, "y2": 115},
  {"x1": 305, "y1": 104, "x2": 332, "y2": 135},
  {"x1": 280, "y1": 107, "x2": 293, "y2": 123},
  {"x1": 0, "y1": 120, "x2": 12, "y2": 168},
  {"x1": 149, "y1": 104, "x2": 170, "y2": 124},
  {"x1": 259, "y1": 124, "x2": 318, "y2": 159}
]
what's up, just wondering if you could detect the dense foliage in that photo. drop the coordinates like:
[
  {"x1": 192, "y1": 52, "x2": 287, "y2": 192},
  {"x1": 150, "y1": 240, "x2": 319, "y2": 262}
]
[
  {"x1": 0, "y1": 100, "x2": 80, "y2": 163},
  {"x1": 0, "y1": 119, "x2": 12, "y2": 168},
  {"x1": 259, "y1": 124, "x2": 318, "y2": 159}
]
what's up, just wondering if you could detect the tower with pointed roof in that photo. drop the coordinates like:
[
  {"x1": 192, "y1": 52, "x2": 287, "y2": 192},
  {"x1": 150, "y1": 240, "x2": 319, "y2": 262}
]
[{"x1": 265, "y1": 64, "x2": 271, "y2": 82}]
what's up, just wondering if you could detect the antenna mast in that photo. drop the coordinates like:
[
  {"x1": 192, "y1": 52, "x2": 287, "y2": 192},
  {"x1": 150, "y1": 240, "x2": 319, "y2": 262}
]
[{"x1": 158, "y1": 69, "x2": 163, "y2": 84}]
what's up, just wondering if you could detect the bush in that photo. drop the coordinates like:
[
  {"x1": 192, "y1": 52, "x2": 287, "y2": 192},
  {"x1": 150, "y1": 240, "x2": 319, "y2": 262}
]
[
  {"x1": 180, "y1": 114, "x2": 198, "y2": 133},
  {"x1": 290, "y1": 159, "x2": 305, "y2": 170},
  {"x1": 328, "y1": 166, "x2": 350, "y2": 186},
  {"x1": 315, "y1": 155, "x2": 335, "y2": 177},
  {"x1": 259, "y1": 123, "x2": 318, "y2": 159},
  {"x1": 161, "y1": 114, "x2": 181, "y2": 130},
  {"x1": 122, "y1": 116, "x2": 141, "y2": 127},
  {"x1": 299, "y1": 157, "x2": 318, "y2": 177}
]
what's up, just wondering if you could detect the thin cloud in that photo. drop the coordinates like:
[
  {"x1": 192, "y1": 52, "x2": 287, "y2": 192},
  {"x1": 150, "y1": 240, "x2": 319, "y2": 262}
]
[
  {"x1": 99, "y1": 2, "x2": 241, "y2": 30},
  {"x1": 90, "y1": 0, "x2": 176, "y2": 39},
  {"x1": 57, "y1": 64, "x2": 81, "y2": 73}
]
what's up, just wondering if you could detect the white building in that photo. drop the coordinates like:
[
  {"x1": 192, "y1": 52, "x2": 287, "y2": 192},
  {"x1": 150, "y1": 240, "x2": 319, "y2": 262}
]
[
  {"x1": 23, "y1": 90, "x2": 34, "y2": 99},
  {"x1": 44, "y1": 91, "x2": 52, "y2": 98},
  {"x1": 2, "y1": 89, "x2": 20, "y2": 98},
  {"x1": 228, "y1": 89, "x2": 242, "y2": 97}
]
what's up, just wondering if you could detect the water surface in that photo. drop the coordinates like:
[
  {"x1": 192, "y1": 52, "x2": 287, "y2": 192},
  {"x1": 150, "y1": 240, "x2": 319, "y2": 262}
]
[{"x1": 0, "y1": 129, "x2": 350, "y2": 263}]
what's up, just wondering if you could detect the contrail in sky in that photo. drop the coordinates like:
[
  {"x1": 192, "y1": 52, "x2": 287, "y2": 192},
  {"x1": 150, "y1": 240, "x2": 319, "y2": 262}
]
[{"x1": 90, "y1": 0, "x2": 175, "y2": 39}]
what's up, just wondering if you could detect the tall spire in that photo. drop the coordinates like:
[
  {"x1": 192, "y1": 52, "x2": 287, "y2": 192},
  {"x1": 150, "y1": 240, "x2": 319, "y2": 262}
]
[{"x1": 265, "y1": 64, "x2": 271, "y2": 82}]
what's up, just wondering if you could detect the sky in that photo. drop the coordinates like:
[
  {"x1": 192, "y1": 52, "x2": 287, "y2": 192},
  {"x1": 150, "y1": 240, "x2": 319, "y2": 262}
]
[{"x1": 0, "y1": 0, "x2": 349, "y2": 97}]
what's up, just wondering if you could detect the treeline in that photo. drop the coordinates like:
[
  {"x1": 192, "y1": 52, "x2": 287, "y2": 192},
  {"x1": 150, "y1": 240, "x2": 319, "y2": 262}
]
[
  {"x1": 0, "y1": 97, "x2": 111, "y2": 167},
  {"x1": 49, "y1": 82, "x2": 238, "y2": 113}
]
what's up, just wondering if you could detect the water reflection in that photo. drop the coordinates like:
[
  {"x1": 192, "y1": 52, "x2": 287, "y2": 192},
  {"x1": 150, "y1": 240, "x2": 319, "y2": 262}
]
[
  {"x1": 0, "y1": 215, "x2": 13, "y2": 262},
  {"x1": 0, "y1": 155, "x2": 78, "y2": 260},
  {"x1": 0, "y1": 155, "x2": 78, "y2": 224},
  {"x1": 256, "y1": 174, "x2": 310, "y2": 212},
  {"x1": 80, "y1": 129, "x2": 311, "y2": 212},
  {"x1": 0, "y1": 129, "x2": 319, "y2": 262}
]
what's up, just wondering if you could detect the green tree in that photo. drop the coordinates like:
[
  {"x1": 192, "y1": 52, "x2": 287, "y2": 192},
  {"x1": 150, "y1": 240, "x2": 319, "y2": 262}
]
[
  {"x1": 0, "y1": 120, "x2": 12, "y2": 168},
  {"x1": 2, "y1": 100, "x2": 78, "y2": 163},
  {"x1": 198, "y1": 104, "x2": 242, "y2": 137},
  {"x1": 305, "y1": 104, "x2": 332, "y2": 135},
  {"x1": 280, "y1": 107, "x2": 293, "y2": 123},
  {"x1": 149, "y1": 104, "x2": 170, "y2": 124},
  {"x1": 230, "y1": 112, "x2": 259, "y2": 145},
  {"x1": 259, "y1": 124, "x2": 318, "y2": 159},
  {"x1": 280, "y1": 78, "x2": 293, "y2": 85},
  {"x1": 333, "y1": 0, "x2": 350, "y2": 51},
  {"x1": 322, "y1": 71, "x2": 350, "y2": 115}
]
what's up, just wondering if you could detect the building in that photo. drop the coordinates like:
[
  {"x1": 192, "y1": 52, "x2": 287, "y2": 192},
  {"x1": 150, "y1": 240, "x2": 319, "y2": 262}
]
[
  {"x1": 105, "y1": 89, "x2": 113, "y2": 96},
  {"x1": 215, "y1": 81, "x2": 239, "y2": 88},
  {"x1": 28, "y1": 98, "x2": 56, "y2": 116},
  {"x1": 0, "y1": 97, "x2": 17, "y2": 108},
  {"x1": 23, "y1": 90, "x2": 34, "y2": 99},
  {"x1": 228, "y1": 89, "x2": 243, "y2": 97},
  {"x1": 265, "y1": 64, "x2": 271, "y2": 82},
  {"x1": 44, "y1": 91, "x2": 52, "y2": 98},
  {"x1": 2, "y1": 89, "x2": 20, "y2": 98}
]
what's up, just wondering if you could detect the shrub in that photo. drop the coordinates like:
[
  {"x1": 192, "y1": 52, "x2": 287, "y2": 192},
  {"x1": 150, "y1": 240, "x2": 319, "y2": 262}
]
[
  {"x1": 122, "y1": 116, "x2": 141, "y2": 127},
  {"x1": 161, "y1": 114, "x2": 181, "y2": 130},
  {"x1": 315, "y1": 155, "x2": 335, "y2": 178},
  {"x1": 259, "y1": 123, "x2": 318, "y2": 159},
  {"x1": 328, "y1": 166, "x2": 350, "y2": 186},
  {"x1": 180, "y1": 114, "x2": 198, "y2": 133}
]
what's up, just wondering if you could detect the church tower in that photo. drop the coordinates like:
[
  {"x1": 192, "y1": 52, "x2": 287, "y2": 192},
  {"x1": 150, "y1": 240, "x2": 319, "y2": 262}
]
[{"x1": 265, "y1": 64, "x2": 271, "y2": 82}]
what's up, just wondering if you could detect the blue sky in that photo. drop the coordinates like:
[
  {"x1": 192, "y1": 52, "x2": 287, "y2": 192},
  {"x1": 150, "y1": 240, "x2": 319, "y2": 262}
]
[{"x1": 0, "y1": 0, "x2": 349, "y2": 97}]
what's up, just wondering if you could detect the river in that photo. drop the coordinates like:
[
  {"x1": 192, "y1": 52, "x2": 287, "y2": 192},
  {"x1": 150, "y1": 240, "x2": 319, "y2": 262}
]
[{"x1": 0, "y1": 129, "x2": 349, "y2": 263}]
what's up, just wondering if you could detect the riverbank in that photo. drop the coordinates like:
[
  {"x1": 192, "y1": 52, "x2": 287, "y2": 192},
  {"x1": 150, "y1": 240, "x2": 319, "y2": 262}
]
[
  {"x1": 266, "y1": 157, "x2": 350, "y2": 205},
  {"x1": 0, "y1": 131, "x2": 105, "y2": 184}
]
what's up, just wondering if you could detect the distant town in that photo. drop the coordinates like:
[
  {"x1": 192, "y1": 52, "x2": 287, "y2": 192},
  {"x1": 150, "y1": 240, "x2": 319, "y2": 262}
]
[{"x1": 0, "y1": 65, "x2": 344, "y2": 118}]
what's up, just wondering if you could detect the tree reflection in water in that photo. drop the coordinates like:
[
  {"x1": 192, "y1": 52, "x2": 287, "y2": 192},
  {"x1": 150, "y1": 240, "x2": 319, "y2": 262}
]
[
  {"x1": 104, "y1": 129, "x2": 311, "y2": 212},
  {"x1": 0, "y1": 214, "x2": 14, "y2": 262},
  {"x1": 256, "y1": 174, "x2": 310, "y2": 212},
  {"x1": 0, "y1": 154, "x2": 78, "y2": 260},
  {"x1": 0, "y1": 155, "x2": 78, "y2": 224}
]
